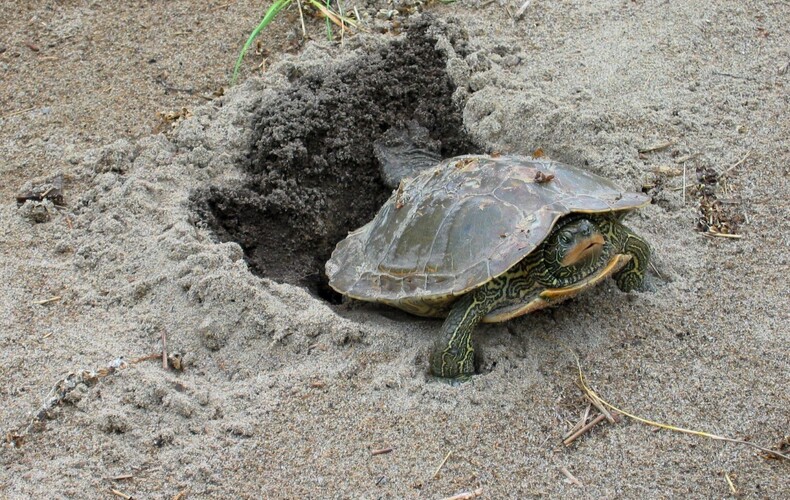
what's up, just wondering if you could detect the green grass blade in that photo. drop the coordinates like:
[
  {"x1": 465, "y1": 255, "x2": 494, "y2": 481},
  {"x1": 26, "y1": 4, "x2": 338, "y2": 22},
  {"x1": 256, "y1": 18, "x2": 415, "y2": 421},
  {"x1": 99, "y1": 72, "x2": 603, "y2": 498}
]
[
  {"x1": 231, "y1": 0, "x2": 293, "y2": 85},
  {"x1": 325, "y1": 0, "x2": 332, "y2": 40}
]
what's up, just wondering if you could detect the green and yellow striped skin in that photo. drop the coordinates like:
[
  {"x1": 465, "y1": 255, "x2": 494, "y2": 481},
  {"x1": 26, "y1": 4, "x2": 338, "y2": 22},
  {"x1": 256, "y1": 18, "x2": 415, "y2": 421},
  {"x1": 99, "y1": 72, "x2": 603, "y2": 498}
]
[{"x1": 429, "y1": 214, "x2": 650, "y2": 379}]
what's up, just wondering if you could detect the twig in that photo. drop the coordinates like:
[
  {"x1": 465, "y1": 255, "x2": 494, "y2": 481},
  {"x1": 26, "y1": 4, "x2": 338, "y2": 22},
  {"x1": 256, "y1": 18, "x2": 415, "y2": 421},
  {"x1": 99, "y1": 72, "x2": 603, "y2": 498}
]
[
  {"x1": 648, "y1": 261, "x2": 664, "y2": 280},
  {"x1": 433, "y1": 450, "x2": 452, "y2": 478},
  {"x1": 682, "y1": 161, "x2": 687, "y2": 205},
  {"x1": 109, "y1": 489, "x2": 132, "y2": 499},
  {"x1": 442, "y1": 488, "x2": 484, "y2": 500},
  {"x1": 209, "y1": 2, "x2": 233, "y2": 12},
  {"x1": 702, "y1": 231, "x2": 743, "y2": 239},
  {"x1": 560, "y1": 466, "x2": 582, "y2": 486},
  {"x1": 2, "y1": 106, "x2": 36, "y2": 119},
  {"x1": 725, "y1": 472, "x2": 737, "y2": 494},
  {"x1": 562, "y1": 413, "x2": 606, "y2": 445},
  {"x1": 721, "y1": 149, "x2": 752, "y2": 177},
  {"x1": 638, "y1": 139, "x2": 675, "y2": 154},
  {"x1": 674, "y1": 153, "x2": 698, "y2": 164},
  {"x1": 562, "y1": 404, "x2": 591, "y2": 441},
  {"x1": 161, "y1": 331, "x2": 168, "y2": 370},
  {"x1": 371, "y1": 447, "x2": 393, "y2": 456},
  {"x1": 34, "y1": 296, "x2": 62, "y2": 305},
  {"x1": 111, "y1": 474, "x2": 134, "y2": 481}
]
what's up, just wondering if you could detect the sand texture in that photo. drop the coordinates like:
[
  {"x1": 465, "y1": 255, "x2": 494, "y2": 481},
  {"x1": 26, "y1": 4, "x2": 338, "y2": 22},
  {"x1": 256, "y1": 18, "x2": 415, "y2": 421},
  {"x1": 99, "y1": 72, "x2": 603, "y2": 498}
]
[{"x1": 1, "y1": 1, "x2": 788, "y2": 498}]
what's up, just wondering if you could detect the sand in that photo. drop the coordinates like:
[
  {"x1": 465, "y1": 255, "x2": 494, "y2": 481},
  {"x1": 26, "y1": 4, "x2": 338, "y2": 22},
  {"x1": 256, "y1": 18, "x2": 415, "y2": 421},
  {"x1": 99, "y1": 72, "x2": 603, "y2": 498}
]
[{"x1": 1, "y1": 1, "x2": 788, "y2": 498}]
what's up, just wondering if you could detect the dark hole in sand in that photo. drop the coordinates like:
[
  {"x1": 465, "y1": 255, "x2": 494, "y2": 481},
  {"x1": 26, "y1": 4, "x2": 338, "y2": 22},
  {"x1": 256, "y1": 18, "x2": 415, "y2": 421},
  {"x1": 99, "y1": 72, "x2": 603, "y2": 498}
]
[{"x1": 194, "y1": 20, "x2": 476, "y2": 302}]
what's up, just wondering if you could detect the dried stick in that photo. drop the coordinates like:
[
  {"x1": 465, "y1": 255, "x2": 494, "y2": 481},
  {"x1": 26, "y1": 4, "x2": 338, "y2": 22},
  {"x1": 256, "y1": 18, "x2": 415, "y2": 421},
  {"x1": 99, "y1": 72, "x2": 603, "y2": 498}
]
[
  {"x1": 721, "y1": 149, "x2": 752, "y2": 177},
  {"x1": 560, "y1": 466, "x2": 582, "y2": 486},
  {"x1": 34, "y1": 296, "x2": 62, "y2": 305},
  {"x1": 442, "y1": 488, "x2": 484, "y2": 500},
  {"x1": 433, "y1": 450, "x2": 453, "y2": 478},
  {"x1": 725, "y1": 472, "x2": 737, "y2": 494},
  {"x1": 161, "y1": 330, "x2": 168, "y2": 370},
  {"x1": 639, "y1": 139, "x2": 675, "y2": 154},
  {"x1": 562, "y1": 404, "x2": 591, "y2": 441},
  {"x1": 563, "y1": 413, "x2": 607, "y2": 445}
]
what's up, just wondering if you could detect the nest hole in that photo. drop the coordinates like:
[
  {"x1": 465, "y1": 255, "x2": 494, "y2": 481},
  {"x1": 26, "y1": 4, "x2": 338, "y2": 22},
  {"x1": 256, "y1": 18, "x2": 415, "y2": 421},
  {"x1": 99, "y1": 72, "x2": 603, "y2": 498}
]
[{"x1": 194, "y1": 21, "x2": 476, "y2": 302}]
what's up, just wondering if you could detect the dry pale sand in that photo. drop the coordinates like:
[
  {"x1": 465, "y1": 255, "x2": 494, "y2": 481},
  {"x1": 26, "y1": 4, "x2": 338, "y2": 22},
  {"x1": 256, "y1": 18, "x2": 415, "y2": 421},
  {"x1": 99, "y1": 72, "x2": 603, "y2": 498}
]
[{"x1": 1, "y1": 1, "x2": 788, "y2": 498}]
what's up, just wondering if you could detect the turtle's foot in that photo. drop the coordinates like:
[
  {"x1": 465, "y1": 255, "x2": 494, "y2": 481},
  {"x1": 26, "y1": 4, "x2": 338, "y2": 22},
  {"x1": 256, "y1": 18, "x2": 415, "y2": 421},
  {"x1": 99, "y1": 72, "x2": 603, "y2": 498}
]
[
  {"x1": 428, "y1": 347, "x2": 476, "y2": 380},
  {"x1": 613, "y1": 262, "x2": 645, "y2": 292},
  {"x1": 612, "y1": 225, "x2": 651, "y2": 292}
]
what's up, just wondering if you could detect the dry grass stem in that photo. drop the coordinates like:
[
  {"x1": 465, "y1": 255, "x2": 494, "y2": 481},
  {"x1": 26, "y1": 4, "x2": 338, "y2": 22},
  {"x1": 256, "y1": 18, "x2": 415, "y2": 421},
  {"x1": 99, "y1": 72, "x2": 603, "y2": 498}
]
[
  {"x1": 370, "y1": 447, "x2": 393, "y2": 456},
  {"x1": 310, "y1": 1, "x2": 356, "y2": 30},
  {"x1": 34, "y1": 296, "x2": 62, "y2": 305},
  {"x1": 433, "y1": 450, "x2": 453, "y2": 478},
  {"x1": 638, "y1": 139, "x2": 675, "y2": 154},
  {"x1": 725, "y1": 472, "x2": 737, "y2": 494},
  {"x1": 721, "y1": 149, "x2": 752, "y2": 177},
  {"x1": 2, "y1": 107, "x2": 36, "y2": 119},
  {"x1": 109, "y1": 489, "x2": 132, "y2": 499},
  {"x1": 161, "y1": 331, "x2": 168, "y2": 370},
  {"x1": 209, "y1": 3, "x2": 233, "y2": 12},
  {"x1": 648, "y1": 261, "x2": 663, "y2": 280},
  {"x1": 560, "y1": 466, "x2": 582, "y2": 486},
  {"x1": 296, "y1": 0, "x2": 307, "y2": 38},
  {"x1": 582, "y1": 389, "x2": 617, "y2": 424},
  {"x1": 683, "y1": 161, "x2": 687, "y2": 204},
  {"x1": 674, "y1": 153, "x2": 698, "y2": 164},
  {"x1": 442, "y1": 488, "x2": 484, "y2": 500},
  {"x1": 702, "y1": 230, "x2": 743, "y2": 239}
]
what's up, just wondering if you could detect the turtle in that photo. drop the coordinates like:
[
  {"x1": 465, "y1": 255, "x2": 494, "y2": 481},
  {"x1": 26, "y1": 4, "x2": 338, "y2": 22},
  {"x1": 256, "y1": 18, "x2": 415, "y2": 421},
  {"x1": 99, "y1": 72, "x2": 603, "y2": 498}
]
[{"x1": 325, "y1": 153, "x2": 651, "y2": 380}]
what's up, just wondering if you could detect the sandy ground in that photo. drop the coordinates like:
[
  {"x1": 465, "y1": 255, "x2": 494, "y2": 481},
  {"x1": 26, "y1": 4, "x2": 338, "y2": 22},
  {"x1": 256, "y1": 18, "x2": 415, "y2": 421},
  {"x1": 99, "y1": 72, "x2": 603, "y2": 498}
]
[{"x1": 1, "y1": 1, "x2": 788, "y2": 498}]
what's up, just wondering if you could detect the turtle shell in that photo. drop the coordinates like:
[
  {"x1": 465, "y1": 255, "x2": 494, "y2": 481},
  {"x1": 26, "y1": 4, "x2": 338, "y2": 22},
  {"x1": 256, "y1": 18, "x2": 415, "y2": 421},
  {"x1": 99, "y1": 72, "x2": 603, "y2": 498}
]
[{"x1": 326, "y1": 155, "x2": 649, "y2": 316}]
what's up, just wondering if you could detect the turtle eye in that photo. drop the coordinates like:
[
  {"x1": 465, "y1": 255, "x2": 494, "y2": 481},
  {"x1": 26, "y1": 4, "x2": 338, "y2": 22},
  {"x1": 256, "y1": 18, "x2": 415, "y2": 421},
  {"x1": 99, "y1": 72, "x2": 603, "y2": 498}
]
[{"x1": 559, "y1": 231, "x2": 572, "y2": 245}]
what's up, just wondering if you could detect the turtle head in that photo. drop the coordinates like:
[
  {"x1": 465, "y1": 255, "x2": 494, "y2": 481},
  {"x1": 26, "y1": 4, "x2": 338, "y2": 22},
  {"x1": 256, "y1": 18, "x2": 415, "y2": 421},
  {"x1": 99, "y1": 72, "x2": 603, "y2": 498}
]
[{"x1": 543, "y1": 217, "x2": 608, "y2": 287}]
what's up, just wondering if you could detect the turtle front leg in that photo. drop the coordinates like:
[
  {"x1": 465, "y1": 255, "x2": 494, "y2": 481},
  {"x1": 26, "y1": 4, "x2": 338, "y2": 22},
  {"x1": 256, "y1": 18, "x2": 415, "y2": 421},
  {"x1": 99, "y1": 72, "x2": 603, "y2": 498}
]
[
  {"x1": 603, "y1": 219, "x2": 651, "y2": 292},
  {"x1": 429, "y1": 289, "x2": 493, "y2": 380},
  {"x1": 430, "y1": 294, "x2": 480, "y2": 379}
]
